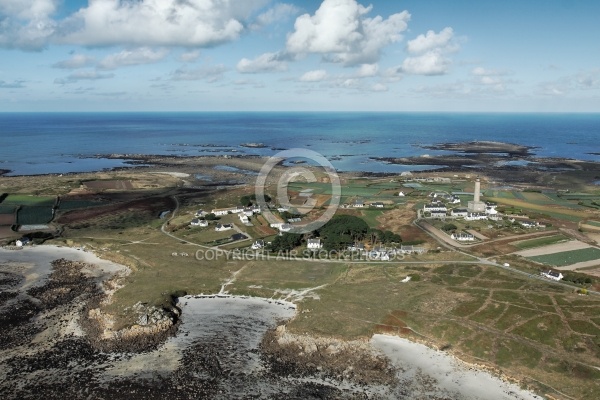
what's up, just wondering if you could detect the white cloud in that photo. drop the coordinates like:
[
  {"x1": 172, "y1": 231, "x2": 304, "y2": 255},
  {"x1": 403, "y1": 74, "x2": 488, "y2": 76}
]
[
  {"x1": 401, "y1": 51, "x2": 451, "y2": 76},
  {"x1": 0, "y1": 0, "x2": 58, "y2": 50},
  {"x1": 400, "y1": 27, "x2": 458, "y2": 76},
  {"x1": 169, "y1": 65, "x2": 227, "y2": 82},
  {"x1": 371, "y1": 83, "x2": 387, "y2": 92},
  {"x1": 299, "y1": 69, "x2": 328, "y2": 82},
  {"x1": 286, "y1": 0, "x2": 410, "y2": 66},
  {"x1": 99, "y1": 48, "x2": 169, "y2": 70},
  {"x1": 406, "y1": 27, "x2": 454, "y2": 54},
  {"x1": 470, "y1": 66, "x2": 514, "y2": 93},
  {"x1": 357, "y1": 63, "x2": 378, "y2": 77},
  {"x1": 54, "y1": 70, "x2": 115, "y2": 84},
  {"x1": 237, "y1": 52, "x2": 288, "y2": 73},
  {"x1": 57, "y1": 0, "x2": 269, "y2": 47},
  {"x1": 52, "y1": 54, "x2": 96, "y2": 69},
  {"x1": 180, "y1": 50, "x2": 201, "y2": 63},
  {"x1": 251, "y1": 3, "x2": 299, "y2": 30}
]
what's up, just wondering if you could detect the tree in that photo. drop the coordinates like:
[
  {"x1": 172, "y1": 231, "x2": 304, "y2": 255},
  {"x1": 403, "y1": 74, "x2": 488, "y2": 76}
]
[
  {"x1": 240, "y1": 193, "x2": 272, "y2": 207},
  {"x1": 204, "y1": 213, "x2": 219, "y2": 221},
  {"x1": 441, "y1": 223, "x2": 457, "y2": 232},
  {"x1": 270, "y1": 233, "x2": 302, "y2": 252},
  {"x1": 318, "y1": 215, "x2": 369, "y2": 250}
]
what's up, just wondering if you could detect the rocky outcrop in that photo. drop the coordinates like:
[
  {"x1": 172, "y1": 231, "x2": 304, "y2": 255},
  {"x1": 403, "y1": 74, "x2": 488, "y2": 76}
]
[
  {"x1": 261, "y1": 325, "x2": 397, "y2": 386},
  {"x1": 83, "y1": 299, "x2": 180, "y2": 353}
]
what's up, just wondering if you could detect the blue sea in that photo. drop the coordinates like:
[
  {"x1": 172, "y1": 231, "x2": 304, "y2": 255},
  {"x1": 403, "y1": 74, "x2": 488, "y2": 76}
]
[{"x1": 0, "y1": 112, "x2": 598, "y2": 176}]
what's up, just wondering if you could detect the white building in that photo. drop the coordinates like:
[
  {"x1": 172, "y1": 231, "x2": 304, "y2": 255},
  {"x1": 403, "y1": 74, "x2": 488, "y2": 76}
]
[
  {"x1": 239, "y1": 214, "x2": 249, "y2": 224},
  {"x1": 215, "y1": 223, "x2": 233, "y2": 232},
  {"x1": 451, "y1": 208, "x2": 469, "y2": 217},
  {"x1": 465, "y1": 212, "x2": 487, "y2": 221},
  {"x1": 190, "y1": 219, "x2": 208, "y2": 227},
  {"x1": 451, "y1": 232, "x2": 475, "y2": 241},
  {"x1": 211, "y1": 206, "x2": 244, "y2": 216},
  {"x1": 541, "y1": 270, "x2": 564, "y2": 281},
  {"x1": 307, "y1": 238, "x2": 323, "y2": 249},
  {"x1": 423, "y1": 202, "x2": 447, "y2": 212},
  {"x1": 251, "y1": 240, "x2": 264, "y2": 250}
]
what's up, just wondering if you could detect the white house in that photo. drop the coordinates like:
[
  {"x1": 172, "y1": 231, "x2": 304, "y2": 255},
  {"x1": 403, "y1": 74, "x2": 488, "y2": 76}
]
[
  {"x1": 451, "y1": 208, "x2": 469, "y2": 217},
  {"x1": 370, "y1": 202, "x2": 385, "y2": 208},
  {"x1": 190, "y1": 219, "x2": 208, "y2": 227},
  {"x1": 211, "y1": 206, "x2": 244, "y2": 216},
  {"x1": 215, "y1": 223, "x2": 233, "y2": 232},
  {"x1": 195, "y1": 210, "x2": 207, "y2": 217},
  {"x1": 520, "y1": 220, "x2": 537, "y2": 228},
  {"x1": 279, "y1": 224, "x2": 292, "y2": 232},
  {"x1": 239, "y1": 214, "x2": 249, "y2": 224},
  {"x1": 348, "y1": 243, "x2": 365, "y2": 252},
  {"x1": 398, "y1": 191, "x2": 405, "y2": 197},
  {"x1": 353, "y1": 199, "x2": 365, "y2": 208},
  {"x1": 451, "y1": 232, "x2": 475, "y2": 241},
  {"x1": 465, "y1": 212, "x2": 487, "y2": 221},
  {"x1": 251, "y1": 240, "x2": 264, "y2": 250},
  {"x1": 307, "y1": 238, "x2": 323, "y2": 249},
  {"x1": 423, "y1": 202, "x2": 447, "y2": 212},
  {"x1": 430, "y1": 211, "x2": 447, "y2": 219},
  {"x1": 541, "y1": 270, "x2": 564, "y2": 281}
]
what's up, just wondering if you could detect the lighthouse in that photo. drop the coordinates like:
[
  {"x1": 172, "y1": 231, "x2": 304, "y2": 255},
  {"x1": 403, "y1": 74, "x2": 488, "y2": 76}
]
[{"x1": 467, "y1": 177, "x2": 486, "y2": 213}]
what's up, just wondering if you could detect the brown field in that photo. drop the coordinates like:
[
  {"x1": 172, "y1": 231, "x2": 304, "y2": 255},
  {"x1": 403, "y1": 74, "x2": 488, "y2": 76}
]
[
  {"x1": 83, "y1": 180, "x2": 134, "y2": 190},
  {"x1": 0, "y1": 226, "x2": 16, "y2": 238},
  {"x1": 0, "y1": 214, "x2": 14, "y2": 225},
  {"x1": 57, "y1": 196, "x2": 175, "y2": 225}
]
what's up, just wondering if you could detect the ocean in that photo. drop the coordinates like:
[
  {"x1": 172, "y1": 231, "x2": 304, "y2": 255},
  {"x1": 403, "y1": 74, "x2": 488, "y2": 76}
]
[{"x1": 0, "y1": 112, "x2": 598, "y2": 175}]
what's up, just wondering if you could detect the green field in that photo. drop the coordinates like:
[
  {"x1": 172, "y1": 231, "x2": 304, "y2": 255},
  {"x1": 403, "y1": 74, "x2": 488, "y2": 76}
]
[
  {"x1": 16, "y1": 206, "x2": 54, "y2": 225},
  {"x1": 513, "y1": 235, "x2": 569, "y2": 250},
  {"x1": 3, "y1": 194, "x2": 55, "y2": 206},
  {"x1": 528, "y1": 247, "x2": 600, "y2": 266},
  {"x1": 585, "y1": 220, "x2": 600, "y2": 227}
]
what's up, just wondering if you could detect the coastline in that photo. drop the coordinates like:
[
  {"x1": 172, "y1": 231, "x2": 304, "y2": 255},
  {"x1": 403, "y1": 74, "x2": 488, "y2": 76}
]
[{"x1": 0, "y1": 244, "x2": 544, "y2": 399}]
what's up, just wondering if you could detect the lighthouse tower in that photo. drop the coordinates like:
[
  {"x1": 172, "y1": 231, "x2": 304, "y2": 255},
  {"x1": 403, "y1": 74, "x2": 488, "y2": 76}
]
[{"x1": 468, "y1": 177, "x2": 486, "y2": 212}]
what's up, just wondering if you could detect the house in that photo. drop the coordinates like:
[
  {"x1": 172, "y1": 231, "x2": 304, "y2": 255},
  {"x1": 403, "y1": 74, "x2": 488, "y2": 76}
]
[
  {"x1": 449, "y1": 195, "x2": 461, "y2": 204},
  {"x1": 430, "y1": 210, "x2": 447, "y2": 219},
  {"x1": 451, "y1": 208, "x2": 469, "y2": 217},
  {"x1": 307, "y1": 238, "x2": 323, "y2": 249},
  {"x1": 465, "y1": 212, "x2": 487, "y2": 221},
  {"x1": 519, "y1": 220, "x2": 537, "y2": 228},
  {"x1": 423, "y1": 202, "x2": 447, "y2": 212},
  {"x1": 190, "y1": 219, "x2": 208, "y2": 227},
  {"x1": 353, "y1": 199, "x2": 365, "y2": 208},
  {"x1": 215, "y1": 223, "x2": 233, "y2": 232},
  {"x1": 195, "y1": 210, "x2": 207, "y2": 217},
  {"x1": 451, "y1": 232, "x2": 475, "y2": 241},
  {"x1": 279, "y1": 224, "x2": 292, "y2": 232},
  {"x1": 239, "y1": 214, "x2": 249, "y2": 224},
  {"x1": 277, "y1": 206, "x2": 290, "y2": 213},
  {"x1": 243, "y1": 208, "x2": 254, "y2": 217},
  {"x1": 398, "y1": 191, "x2": 405, "y2": 197},
  {"x1": 211, "y1": 206, "x2": 244, "y2": 216},
  {"x1": 15, "y1": 237, "x2": 31, "y2": 247},
  {"x1": 251, "y1": 205, "x2": 262, "y2": 213},
  {"x1": 541, "y1": 270, "x2": 564, "y2": 281},
  {"x1": 348, "y1": 243, "x2": 365, "y2": 252},
  {"x1": 370, "y1": 202, "x2": 385, "y2": 208},
  {"x1": 231, "y1": 233, "x2": 247, "y2": 241},
  {"x1": 270, "y1": 222, "x2": 284, "y2": 229},
  {"x1": 251, "y1": 240, "x2": 264, "y2": 250}
]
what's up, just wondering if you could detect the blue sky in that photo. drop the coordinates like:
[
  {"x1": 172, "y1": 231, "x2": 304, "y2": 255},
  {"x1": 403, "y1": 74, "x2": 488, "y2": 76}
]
[{"x1": 1, "y1": 0, "x2": 599, "y2": 112}]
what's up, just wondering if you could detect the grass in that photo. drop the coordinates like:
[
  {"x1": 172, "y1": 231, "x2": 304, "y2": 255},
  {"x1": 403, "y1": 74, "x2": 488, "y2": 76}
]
[
  {"x1": 487, "y1": 196, "x2": 588, "y2": 222},
  {"x1": 2, "y1": 194, "x2": 55, "y2": 206},
  {"x1": 512, "y1": 234, "x2": 568, "y2": 250},
  {"x1": 16, "y1": 206, "x2": 54, "y2": 225},
  {"x1": 528, "y1": 247, "x2": 600, "y2": 267}
]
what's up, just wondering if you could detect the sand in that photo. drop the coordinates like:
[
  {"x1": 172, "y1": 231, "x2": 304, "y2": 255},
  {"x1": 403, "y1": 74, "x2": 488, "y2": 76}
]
[{"x1": 371, "y1": 334, "x2": 542, "y2": 400}]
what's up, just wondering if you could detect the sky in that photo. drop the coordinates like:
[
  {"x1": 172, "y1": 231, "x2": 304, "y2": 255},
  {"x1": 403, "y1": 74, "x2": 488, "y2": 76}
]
[{"x1": 1, "y1": 0, "x2": 599, "y2": 112}]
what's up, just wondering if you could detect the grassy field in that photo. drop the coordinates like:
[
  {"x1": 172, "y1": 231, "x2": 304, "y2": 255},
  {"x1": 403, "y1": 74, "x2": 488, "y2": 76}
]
[
  {"x1": 528, "y1": 247, "x2": 600, "y2": 267},
  {"x1": 487, "y1": 196, "x2": 589, "y2": 222},
  {"x1": 6, "y1": 169, "x2": 600, "y2": 400},
  {"x1": 3, "y1": 194, "x2": 55, "y2": 206},
  {"x1": 512, "y1": 234, "x2": 569, "y2": 250}
]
